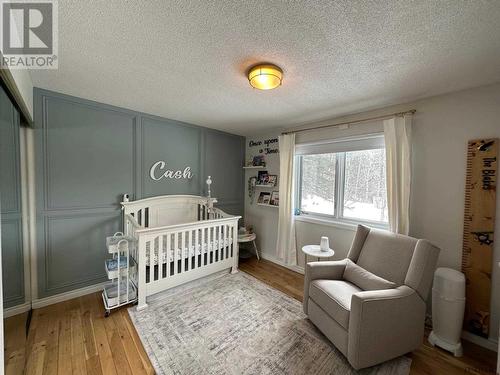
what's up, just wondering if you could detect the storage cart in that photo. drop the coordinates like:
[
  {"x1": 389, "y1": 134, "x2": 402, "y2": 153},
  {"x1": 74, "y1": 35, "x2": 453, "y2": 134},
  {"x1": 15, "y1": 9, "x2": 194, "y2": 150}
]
[{"x1": 102, "y1": 232, "x2": 138, "y2": 317}]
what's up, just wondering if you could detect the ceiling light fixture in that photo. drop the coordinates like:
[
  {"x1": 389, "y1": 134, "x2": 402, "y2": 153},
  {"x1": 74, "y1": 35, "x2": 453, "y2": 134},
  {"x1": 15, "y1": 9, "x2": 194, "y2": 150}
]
[{"x1": 248, "y1": 64, "x2": 283, "y2": 90}]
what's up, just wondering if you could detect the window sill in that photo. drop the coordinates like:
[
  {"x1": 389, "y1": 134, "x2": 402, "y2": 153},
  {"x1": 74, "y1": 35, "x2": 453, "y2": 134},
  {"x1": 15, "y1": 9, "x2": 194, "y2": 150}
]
[{"x1": 295, "y1": 215, "x2": 389, "y2": 231}]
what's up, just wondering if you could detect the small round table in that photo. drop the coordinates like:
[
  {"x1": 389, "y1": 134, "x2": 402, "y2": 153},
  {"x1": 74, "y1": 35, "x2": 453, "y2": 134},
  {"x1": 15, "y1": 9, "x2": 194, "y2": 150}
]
[
  {"x1": 238, "y1": 233, "x2": 259, "y2": 260},
  {"x1": 301, "y1": 245, "x2": 334, "y2": 269}
]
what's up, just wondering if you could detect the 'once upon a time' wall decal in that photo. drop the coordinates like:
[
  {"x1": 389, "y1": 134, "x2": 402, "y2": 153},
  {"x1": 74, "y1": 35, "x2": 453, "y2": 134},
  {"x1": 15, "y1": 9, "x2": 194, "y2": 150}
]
[
  {"x1": 150, "y1": 161, "x2": 193, "y2": 181},
  {"x1": 248, "y1": 137, "x2": 279, "y2": 155}
]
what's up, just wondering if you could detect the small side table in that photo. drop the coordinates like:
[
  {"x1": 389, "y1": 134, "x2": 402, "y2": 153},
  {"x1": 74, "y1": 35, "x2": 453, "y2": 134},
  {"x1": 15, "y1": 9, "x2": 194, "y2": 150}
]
[
  {"x1": 238, "y1": 233, "x2": 259, "y2": 260},
  {"x1": 301, "y1": 245, "x2": 334, "y2": 269}
]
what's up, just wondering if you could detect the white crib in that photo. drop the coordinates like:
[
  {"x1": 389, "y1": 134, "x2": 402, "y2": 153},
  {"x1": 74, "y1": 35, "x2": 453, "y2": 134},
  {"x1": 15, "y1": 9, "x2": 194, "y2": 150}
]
[{"x1": 122, "y1": 195, "x2": 241, "y2": 310}]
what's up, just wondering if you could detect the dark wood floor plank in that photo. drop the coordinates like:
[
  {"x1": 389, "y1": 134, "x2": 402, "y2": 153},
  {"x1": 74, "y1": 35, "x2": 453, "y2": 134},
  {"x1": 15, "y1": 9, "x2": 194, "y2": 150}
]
[
  {"x1": 111, "y1": 312, "x2": 148, "y2": 375},
  {"x1": 4, "y1": 312, "x2": 27, "y2": 375},
  {"x1": 70, "y1": 302, "x2": 88, "y2": 375},
  {"x1": 101, "y1": 305, "x2": 133, "y2": 375},
  {"x1": 42, "y1": 303, "x2": 60, "y2": 375},
  {"x1": 120, "y1": 311, "x2": 155, "y2": 375},
  {"x1": 86, "y1": 293, "x2": 118, "y2": 375},
  {"x1": 57, "y1": 300, "x2": 74, "y2": 375}
]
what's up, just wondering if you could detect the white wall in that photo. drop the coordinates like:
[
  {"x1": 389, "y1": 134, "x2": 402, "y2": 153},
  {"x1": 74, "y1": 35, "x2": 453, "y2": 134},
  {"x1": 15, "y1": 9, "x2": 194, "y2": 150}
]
[
  {"x1": 244, "y1": 132, "x2": 282, "y2": 264},
  {"x1": 244, "y1": 82, "x2": 500, "y2": 344}
]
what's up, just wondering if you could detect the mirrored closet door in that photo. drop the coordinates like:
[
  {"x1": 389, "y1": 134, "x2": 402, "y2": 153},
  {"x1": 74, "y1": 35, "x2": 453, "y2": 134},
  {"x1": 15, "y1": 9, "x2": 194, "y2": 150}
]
[{"x1": 1, "y1": 84, "x2": 30, "y2": 373}]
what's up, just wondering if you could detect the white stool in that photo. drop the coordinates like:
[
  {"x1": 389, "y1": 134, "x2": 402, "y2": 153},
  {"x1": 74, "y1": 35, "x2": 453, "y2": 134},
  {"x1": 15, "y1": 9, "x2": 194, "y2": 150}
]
[{"x1": 238, "y1": 233, "x2": 259, "y2": 260}]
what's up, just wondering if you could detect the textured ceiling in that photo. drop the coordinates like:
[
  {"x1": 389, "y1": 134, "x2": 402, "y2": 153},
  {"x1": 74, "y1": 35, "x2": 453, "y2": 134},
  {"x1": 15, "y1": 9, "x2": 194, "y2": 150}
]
[{"x1": 31, "y1": 1, "x2": 500, "y2": 135}]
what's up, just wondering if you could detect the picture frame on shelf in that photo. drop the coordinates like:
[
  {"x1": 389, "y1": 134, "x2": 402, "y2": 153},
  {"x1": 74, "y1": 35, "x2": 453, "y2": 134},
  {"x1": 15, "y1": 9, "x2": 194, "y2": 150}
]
[
  {"x1": 252, "y1": 155, "x2": 266, "y2": 167},
  {"x1": 257, "y1": 170, "x2": 269, "y2": 184},
  {"x1": 267, "y1": 175, "x2": 277, "y2": 186},
  {"x1": 258, "y1": 192, "x2": 271, "y2": 205},
  {"x1": 270, "y1": 191, "x2": 279, "y2": 206}
]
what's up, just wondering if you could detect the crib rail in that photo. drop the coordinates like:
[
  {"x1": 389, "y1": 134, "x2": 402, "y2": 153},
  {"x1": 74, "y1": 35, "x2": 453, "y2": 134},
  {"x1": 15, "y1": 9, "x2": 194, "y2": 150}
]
[
  {"x1": 122, "y1": 195, "x2": 218, "y2": 228},
  {"x1": 135, "y1": 215, "x2": 240, "y2": 310}
]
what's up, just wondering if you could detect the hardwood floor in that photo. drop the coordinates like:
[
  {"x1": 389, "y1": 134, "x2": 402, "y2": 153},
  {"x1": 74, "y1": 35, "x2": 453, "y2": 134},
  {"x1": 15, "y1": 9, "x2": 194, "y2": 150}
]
[
  {"x1": 5, "y1": 292, "x2": 154, "y2": 375},
  {"x1": 4, "y1": 257, "x2": 497, "y2": 375}
]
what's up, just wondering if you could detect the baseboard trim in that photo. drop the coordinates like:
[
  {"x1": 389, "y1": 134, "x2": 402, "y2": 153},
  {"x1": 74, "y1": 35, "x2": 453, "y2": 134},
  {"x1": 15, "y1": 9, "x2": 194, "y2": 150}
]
[
  {"x1": 259, "y1": 253, "x2": 305, "y2": 275},
  {"x1": 461, "y1": 330, "x2": 498, "y2": 352},
  {"x1": 4, "y1": 302, "x2": 31, "y2": 318},
  {"x1": 5, "y1": 282, "x2": 109, "y2": 317},
  {"x1": 31, "y1": 282, "x2": 108, "y2": 310}
]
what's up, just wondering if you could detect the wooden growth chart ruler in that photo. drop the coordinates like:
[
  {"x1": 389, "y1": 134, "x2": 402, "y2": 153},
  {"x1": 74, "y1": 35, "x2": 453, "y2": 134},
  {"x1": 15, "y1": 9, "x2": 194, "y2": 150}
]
[{"x1": 461, "y1": 138, "x2": 498, "y2": 337}]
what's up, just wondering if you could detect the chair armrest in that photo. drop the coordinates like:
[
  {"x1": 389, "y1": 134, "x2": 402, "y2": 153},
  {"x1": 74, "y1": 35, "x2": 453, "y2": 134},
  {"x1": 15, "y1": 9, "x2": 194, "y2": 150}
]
[
  {"x1": 347, "y1": 286, "x2": 426, "y2": 369},
  {"x1": 303, "y1": 260, "x2": 347, "y2": 314}
]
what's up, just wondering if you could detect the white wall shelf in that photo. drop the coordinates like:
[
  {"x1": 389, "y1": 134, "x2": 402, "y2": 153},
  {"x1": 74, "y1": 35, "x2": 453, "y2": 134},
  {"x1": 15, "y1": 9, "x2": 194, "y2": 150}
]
[
  {"x1": 255, "y1": 184, "x2": 276, "y2": 188},
  {"x1": 257, "y1": 203, "x2": 279, "y2": 208},
  {"x1": 243, "y1": 166, "x2": 266, "y2": 169}
]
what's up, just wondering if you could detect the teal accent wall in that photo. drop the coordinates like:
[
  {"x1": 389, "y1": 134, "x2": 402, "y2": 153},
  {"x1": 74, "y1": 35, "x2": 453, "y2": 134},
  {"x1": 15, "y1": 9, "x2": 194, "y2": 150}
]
[
  {"x1": 0, "y1": 85, "x2": 25, "y2": 308},
  {"x1": 34, "y1": 88, "x2": 244, "y2": 299}
]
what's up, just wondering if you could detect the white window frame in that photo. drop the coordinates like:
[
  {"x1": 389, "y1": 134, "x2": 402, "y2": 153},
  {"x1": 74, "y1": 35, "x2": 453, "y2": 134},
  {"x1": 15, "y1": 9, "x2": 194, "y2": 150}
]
[{"x1": 294, "y1": 134, "x2": 388, "y2": 230}]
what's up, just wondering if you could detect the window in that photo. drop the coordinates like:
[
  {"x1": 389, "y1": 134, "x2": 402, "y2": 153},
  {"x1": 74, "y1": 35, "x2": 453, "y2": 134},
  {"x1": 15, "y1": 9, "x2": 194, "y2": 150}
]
[{"x1": 295, "y1": 135, "x2": 388, "y2": 226}]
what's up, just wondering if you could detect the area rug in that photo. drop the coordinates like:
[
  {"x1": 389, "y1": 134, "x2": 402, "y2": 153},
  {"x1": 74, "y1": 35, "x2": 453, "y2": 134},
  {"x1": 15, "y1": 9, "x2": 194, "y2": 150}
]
[{"x1": 129, "y1": 271, "x2": 411, "y2": 375}]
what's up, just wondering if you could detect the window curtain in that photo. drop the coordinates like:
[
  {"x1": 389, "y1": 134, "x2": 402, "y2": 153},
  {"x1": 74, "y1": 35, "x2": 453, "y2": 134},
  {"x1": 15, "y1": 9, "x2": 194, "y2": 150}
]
[
  {"x1": 276, "y1": 133, "x2": 297, "y2": 265},
  {"x1": 383, "y1": 114, "x2": 412, "y2": 235}
]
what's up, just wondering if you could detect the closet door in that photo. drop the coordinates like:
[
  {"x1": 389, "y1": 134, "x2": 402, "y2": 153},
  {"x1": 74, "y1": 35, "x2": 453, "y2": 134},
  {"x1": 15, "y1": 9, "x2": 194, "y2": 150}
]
[{"x1": 0, "y1": 87, "x2": 25, "y2": 308}]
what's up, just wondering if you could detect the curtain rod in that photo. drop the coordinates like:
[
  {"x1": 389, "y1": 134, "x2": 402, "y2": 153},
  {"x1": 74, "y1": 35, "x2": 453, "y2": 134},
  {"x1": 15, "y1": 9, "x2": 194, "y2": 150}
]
[{"x1": 281, "y1": 109, "x2": 416, "y2": 135}]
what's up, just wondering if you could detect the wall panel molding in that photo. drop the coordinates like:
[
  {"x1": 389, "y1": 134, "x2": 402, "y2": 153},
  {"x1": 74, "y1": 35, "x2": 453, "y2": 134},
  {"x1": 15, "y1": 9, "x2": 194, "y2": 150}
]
[
  {"x1": 34, "y1": 87, "x2": 245, "y2": 299},
  {"x1": 42, "y1": 211, "x2": 119, "y2": 295},
  {"x1": 41, "y1": 94, "x2": 138, "y2": 211}
]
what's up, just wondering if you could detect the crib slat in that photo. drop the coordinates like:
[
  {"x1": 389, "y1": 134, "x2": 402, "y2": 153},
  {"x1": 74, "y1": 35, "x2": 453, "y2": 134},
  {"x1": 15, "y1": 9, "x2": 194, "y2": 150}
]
[
  {"x1": 166, "y1": 233, "x2": 171, "y2": 278},
  {"x1": 223, "y1": 224, "x2": 227, "y2": 260},
  {"x1": 230, "y1": 225, "x2": 234, "y2": 258},
  {"x1": 174, "y1": 232, "x2": 179, "y2": 275},
  {"x1": 181, "y1": 231, "x2": 186, "y2": 272},
  {"x1": 198, "y1": 228, "x2": 205, "y2": 267},
  {"x1": 214, "y1": 225, "x2": 218, "y2": 262},
  {"x1": 158, "y1": 235, "x2": 163, "y2": 280},
  {"x1": 188, "y1": 230, "x2": 192, "y2": 271},
  {"x1": 220, "y1": 225, "x2": 224, "y2": 260},
  {"x1": 218, "y1": 225, "x2": 222, "y2": 262},
  {"x1": 146, "y1": 239, "x2": 151, "y2": 284},
  {"x1": 193, "y1": 229, "x2": 197, "y2": 269},
  {"x1": 227, "y1": 224, "x2": 231, "y2": 259},
  {"x1": 229, "y1": 225, "x2": 232, "y2": 259},
  {"x1": 205, "y1": 227, "x2": 209, "y2": 265},
  {"x1": 214, "y1": 226, "x2": 218, "y2": 263},
  {"x1": 207, "y1": 227, "x2": 214, "y2": 264},
  {"x1": 212, "y1": 226, "x2": 215, "y2": 264},
  {"x1": 234, "y1": 224, "x2": 238, "y2": 259}
]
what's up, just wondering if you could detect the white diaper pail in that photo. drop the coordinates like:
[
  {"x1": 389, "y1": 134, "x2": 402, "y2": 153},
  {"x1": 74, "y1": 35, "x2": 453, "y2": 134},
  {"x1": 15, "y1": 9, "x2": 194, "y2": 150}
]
[{"x1": 428, "y1": 267, "x2": 466, "y2": 357}]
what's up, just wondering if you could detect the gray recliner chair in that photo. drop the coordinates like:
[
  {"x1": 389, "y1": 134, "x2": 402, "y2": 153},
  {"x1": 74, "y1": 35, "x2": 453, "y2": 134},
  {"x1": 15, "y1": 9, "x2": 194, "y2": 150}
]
[{"x1": 303, "y1": 225, "x2": 440, "y2": 370}]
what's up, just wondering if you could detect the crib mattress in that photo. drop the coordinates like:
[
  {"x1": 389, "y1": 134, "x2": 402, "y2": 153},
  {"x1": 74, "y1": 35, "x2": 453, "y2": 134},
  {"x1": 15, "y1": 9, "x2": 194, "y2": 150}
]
[{"x1": 145, "y1": 237, "x2": 234, "y2": 266}]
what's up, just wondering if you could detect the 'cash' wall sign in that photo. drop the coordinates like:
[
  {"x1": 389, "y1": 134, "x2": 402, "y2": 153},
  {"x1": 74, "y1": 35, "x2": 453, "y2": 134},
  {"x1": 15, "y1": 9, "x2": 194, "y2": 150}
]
[{"x1": 150, "y1": 161, "x2": 193, "y2": 181}]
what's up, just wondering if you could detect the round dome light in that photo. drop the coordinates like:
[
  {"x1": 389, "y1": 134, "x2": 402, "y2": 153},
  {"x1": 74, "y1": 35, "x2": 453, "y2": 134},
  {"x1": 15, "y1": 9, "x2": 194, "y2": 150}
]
[{"x1": 248, "y1": 64, "x2": 283, "y2": 90}]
